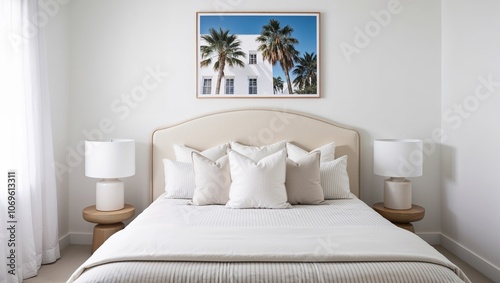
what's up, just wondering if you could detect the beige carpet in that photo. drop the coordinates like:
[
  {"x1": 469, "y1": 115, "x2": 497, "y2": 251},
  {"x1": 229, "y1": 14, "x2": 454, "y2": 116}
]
[
  {"x1": 24, "y1": 244, "x2": 493, "y2": 283},
  {"x1": 24, "y1": 245, "x2": 91, "y2": 283},
  {"x1": 433, "y1": 245, "x2": 494, "y2": 283}
]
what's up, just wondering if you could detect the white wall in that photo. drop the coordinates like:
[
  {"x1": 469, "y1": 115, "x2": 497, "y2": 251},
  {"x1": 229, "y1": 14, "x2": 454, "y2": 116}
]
[
  {"x1": 45, "y1": 1, "x2": 70, "y2": 245},
  {"x1": 58, "y1": 0, "x2": 442, "y2": 242},
  {"x1": 441, "y1": 0, "x2": 500, "y2": 281}
]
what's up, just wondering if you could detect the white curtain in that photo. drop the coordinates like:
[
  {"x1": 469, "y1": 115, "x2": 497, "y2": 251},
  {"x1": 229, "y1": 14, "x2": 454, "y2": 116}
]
[{"x1": 0, "y1": 0, "x2": 60, "y2": 282}]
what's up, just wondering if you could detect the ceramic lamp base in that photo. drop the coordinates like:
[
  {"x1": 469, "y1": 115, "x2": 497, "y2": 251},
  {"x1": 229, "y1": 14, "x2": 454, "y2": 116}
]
[
  {"x1": 384, "y1": 177, "x2": 412, "y2": 210},
  {"x1": 96, "y1": 179, "x2": 124, "y2": 211}
]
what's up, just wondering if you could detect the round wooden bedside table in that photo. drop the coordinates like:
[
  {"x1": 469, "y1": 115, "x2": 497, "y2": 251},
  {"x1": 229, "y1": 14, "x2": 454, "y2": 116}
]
[
  {"x1": 83, "y1": 204, "x2": 135, "y2": 253},
  {"x1": 372, "y1": 202, "x2": 425, "y2": 233}
]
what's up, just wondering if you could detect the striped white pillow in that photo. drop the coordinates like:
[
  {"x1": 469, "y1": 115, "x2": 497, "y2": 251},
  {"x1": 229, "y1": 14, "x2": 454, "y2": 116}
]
[
  {"x1": 321, "y1": 155, "x2": 351, "y2": 199},
  {"x1": 163, "y1": 159, "x2": 195, "y2": 199},
  {"x1": 286, "y1": 142, "x2": 336, "y2": 163}
]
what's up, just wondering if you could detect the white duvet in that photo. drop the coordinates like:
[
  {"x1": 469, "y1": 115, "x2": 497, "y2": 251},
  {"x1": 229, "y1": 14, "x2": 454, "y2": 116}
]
[{"x1": 67, "y1": 196, "x2": 469, "y2": 283}]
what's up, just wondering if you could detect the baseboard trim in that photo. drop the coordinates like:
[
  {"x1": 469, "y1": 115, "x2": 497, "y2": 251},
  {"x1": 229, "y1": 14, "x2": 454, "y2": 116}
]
[
  {"x1": 441, "y1": 233, "x2": 500, "y2": 282},
  {"x1": 69, "y1": 232, "x2": 93, "y2": 245},
  {"x1": 58, "y1": 233, "x2": 71, "y2": 250}
]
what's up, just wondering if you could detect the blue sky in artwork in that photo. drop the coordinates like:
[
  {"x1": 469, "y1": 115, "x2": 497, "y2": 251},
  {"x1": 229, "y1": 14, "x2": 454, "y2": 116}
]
[{"x1": 199, "y1": 14, "x2": 318, "y2": 81}]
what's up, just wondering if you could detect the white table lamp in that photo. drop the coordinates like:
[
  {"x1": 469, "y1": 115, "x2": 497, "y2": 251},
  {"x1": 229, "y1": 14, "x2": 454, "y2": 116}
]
[
  {"x1": 374, "y1": 139, "x2": 422, "y2": 210},
  {"x1": 85, "y1": 139, "x2": 135, "y2": 211}
]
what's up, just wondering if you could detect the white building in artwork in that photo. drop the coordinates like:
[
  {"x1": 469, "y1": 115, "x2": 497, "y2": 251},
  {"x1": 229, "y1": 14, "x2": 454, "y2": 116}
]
[{"x1": 198, "y1": 34, "x2": 274, "y2": 96}]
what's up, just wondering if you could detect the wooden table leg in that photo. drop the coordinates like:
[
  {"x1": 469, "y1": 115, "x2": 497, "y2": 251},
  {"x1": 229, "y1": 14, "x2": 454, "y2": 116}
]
[{"x1": 92, "y1": 222, "x2": 125, "y2": 253}]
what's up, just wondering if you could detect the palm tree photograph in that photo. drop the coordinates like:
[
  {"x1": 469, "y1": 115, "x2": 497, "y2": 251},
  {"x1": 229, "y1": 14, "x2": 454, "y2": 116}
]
[{"x1": 197, "y1": 12, "x2": 319, "y2": 98}]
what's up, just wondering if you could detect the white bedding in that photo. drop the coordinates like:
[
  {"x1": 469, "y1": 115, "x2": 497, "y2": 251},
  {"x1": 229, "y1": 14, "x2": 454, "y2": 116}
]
[{"x1": 68, "y1": 195, "x2": 470, "y2": 283}]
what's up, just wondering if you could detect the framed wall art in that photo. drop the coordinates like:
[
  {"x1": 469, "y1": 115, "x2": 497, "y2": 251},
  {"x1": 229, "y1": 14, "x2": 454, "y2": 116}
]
[{"x1": 197, "y1": 12, "x2": 320, "y2": 98}]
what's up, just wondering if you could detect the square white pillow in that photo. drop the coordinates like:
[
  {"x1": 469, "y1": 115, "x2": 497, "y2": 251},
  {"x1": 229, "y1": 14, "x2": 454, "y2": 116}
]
[
  {"x1": 286, "y1": 142, "x2": 335, "y2": 163},
  {"x1": 229, "y1": 141, "x2": 286, "y2": 162},
  {"x1": 226, "y1": 149, "x2": 291, "y2": 209},
  {"x1": 285, "y1": 151, "x2": 324, "y2": 204},
  {"x1": 190, "y1": 152, "x2": 231, "y2": 205},
  {"x1": 174, "y1": 143, "x2": 229, "y2": 163},
  {"x1": 165, "y1": 143, "x2": 229, "y2": 199},
  {"x1": 321, "y1": 155, "x2": 351, "y2": 199},
  {"x1": 163, "y1": 159, "x2": 195, "y2": 199}
]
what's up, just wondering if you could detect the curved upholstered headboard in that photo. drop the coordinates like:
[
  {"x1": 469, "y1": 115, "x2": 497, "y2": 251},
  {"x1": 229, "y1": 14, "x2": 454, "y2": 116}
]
[{"x1": 150, "y1": 108, "x2": 360, "y2": 202}]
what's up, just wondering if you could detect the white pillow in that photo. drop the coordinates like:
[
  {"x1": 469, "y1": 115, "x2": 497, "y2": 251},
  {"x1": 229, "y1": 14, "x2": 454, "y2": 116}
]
[
  {"x1": 321, "y1": 155, "x2": 351, "y2": 199},
  {"x1": 190, "y1": 152, "x2": 231, "y2": 205},
  {"x1": 174, "y1": 143, "x2": 229, "y2": 163},
  {"x1": 286, "y1": 142, "x2": 335, "y2": 163},
  {"x1": 226, "y1": 149, "x2": 291, "y2": 209},
  {"x1": 165, "y1": 143, "x2": 229, "y2": 199},
  {"x1": 285, "y1": 151, "x2": 324, "y2": 204},
  {"x1": 163, "y1": 159, "x2": 195, "y2": 199},
  {"x1": 229, "y1": 141, "x2": 286, "y2": 162}
]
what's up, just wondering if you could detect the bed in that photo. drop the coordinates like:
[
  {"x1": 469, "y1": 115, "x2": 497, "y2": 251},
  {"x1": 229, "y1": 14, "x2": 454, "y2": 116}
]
[{"x1": 68, "y1": 108, "x2": 470, "y2": 283}]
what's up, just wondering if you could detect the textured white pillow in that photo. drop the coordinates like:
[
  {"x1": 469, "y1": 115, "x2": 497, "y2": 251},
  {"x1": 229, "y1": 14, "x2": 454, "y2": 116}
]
[
  {"x1": 285, "y1": 151, "x2": 324, "y2": 204},
  {"x1": 321, "y1": 155, "x2": 351, "y2": 199},
  {"x1": 286, "y1": 142, "x2": 335, "y2": 163},
  {"x1": 190, "y1": 152, "x2": 231, "y2": 205},
  {"x1": 230, "y1": 141, "x2": 286, "y2": 162},
  {"x1": 174, "y1": 143, "x2": 229, "y2": 163},
  {"x1": 163, "y1": 159, "x2": 195, "y2": 199},
  {"x1": 226, "y1": 149, "x2": 291, "y2": 209}
]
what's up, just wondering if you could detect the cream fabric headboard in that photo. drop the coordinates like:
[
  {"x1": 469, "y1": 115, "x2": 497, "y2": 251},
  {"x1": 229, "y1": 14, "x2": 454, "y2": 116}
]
[{"x1": 150, "y1": 108, "x2": 360, "y2": 202}]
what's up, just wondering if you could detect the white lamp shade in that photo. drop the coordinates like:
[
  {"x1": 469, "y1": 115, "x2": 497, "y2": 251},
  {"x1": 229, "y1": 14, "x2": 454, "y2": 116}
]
[
  {"x1": 374, "y1": 139, "x2": 423, "y2": 177},
  {"x1": 85, "y1": 139, "x2": 135, "y2": 178}
]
